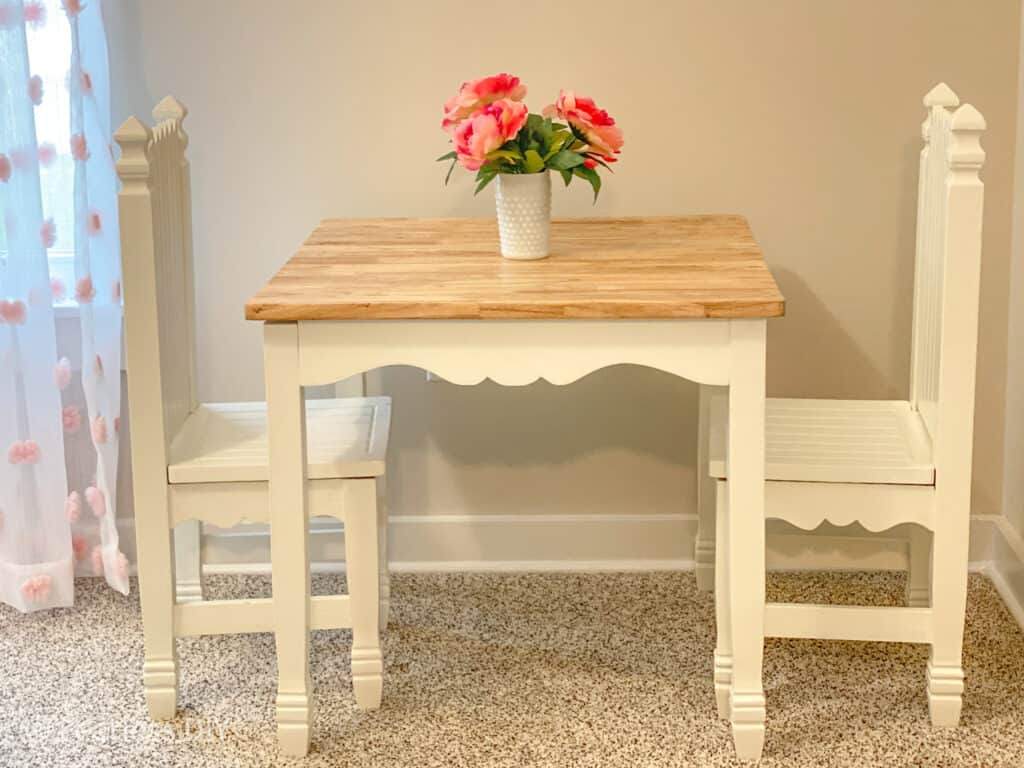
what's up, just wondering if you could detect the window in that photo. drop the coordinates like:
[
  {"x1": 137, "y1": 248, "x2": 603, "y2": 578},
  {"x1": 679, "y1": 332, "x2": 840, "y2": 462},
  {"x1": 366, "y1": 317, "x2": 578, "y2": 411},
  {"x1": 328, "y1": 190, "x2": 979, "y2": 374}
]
[{"x1": 13, "y1": 7, "x2": 76, "y2": 298}]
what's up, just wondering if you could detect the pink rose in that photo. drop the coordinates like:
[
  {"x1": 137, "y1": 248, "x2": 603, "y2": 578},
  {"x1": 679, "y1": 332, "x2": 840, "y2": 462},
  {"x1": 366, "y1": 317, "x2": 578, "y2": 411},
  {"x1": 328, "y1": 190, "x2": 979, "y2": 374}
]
[
  {"x1": 40, "y1": 219, "x2": 56, "y2": 248},
  {"x1": 70, "y1": 133, "x2": 89, "y2": 161},
  {"x1": 0, "y1": 154, "x2": 10, "y2": 182},
  {"x1": 29, "y1": 75, "x2": 43, "y2": 106},
  {"x1": 7, "y1": 440, "x2": 40, "y2": 465},
  {"x1": 543, "y1": 90, "x2": 623, "y2": 161},
  {"x1": 71, "y1": 536, "x2": 88, "y2": 561},
  {"x1": 442, "y1": 73, "x2": 526, "y2": 132},
  {"x1": 453, "y1": 99, "x2": 529, "y2": 171},
  {"x1": 91, "y1": 415, "x2": 107, "y2": 445},
  {"x1": 66, "y1": 491, "x2": 82, "y2": 523},
  {"x1": 0, "y1": 299, "x2": 26, "y2": 325},
  {"x1": 85, "y1": 486, "x2": 106, "y2": 518},
  {"x1": 38, "y1": 142, "x2": 56, "y2": 166},
  {"x1": 24, "y1": 1, "x2": 46, "y2": 26},
  {"x1": 21, "y1": 574, "x2": 51, "y2": 603},
  {"x1": 51, "y1": 277, "x2": 66, "y2": 302},
  {"x1": 63, "y1": 406, "x2": 82, "y2": 433},
  {"x1": 75, "y1": 275, "x2": 95, "y2": 303},
  {"x1": 55, "y1": 357, "x2": 72, "y2": 390},
  {"x1": 87, "y1": 209, "x2": 102, "y2": 235}
]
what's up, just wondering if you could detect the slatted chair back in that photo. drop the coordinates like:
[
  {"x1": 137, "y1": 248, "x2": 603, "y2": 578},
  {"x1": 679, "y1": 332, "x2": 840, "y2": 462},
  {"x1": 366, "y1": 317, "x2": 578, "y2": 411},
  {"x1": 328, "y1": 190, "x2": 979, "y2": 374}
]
[
  {"x1": 909, "y1": 84, "x2": 985, "y2": 493},
  {"x1": 115, "y1": 97, "x2": 199, "y2": 473}
]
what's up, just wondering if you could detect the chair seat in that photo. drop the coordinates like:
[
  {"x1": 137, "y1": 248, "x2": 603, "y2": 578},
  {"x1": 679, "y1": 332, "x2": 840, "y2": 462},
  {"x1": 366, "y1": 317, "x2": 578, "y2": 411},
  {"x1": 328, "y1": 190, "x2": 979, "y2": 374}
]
[
  {"x1": 167, "y1": 397, "x2": 390, "y2": 484},
  {"x1": 709, "y1": 396, "x2": 934, "y2": 485}
]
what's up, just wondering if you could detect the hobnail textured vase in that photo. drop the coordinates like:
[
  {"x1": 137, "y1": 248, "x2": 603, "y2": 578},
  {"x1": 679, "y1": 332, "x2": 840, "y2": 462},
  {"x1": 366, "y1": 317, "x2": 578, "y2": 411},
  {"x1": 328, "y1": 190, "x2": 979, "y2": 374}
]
[{"x1": 495, "y1": 171, "x2": 552, "y2": 260}]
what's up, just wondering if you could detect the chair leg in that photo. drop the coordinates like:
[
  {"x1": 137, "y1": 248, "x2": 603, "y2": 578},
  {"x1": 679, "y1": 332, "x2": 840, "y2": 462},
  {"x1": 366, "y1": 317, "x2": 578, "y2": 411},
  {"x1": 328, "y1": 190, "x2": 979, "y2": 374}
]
[
  {"x1": 265, "y1": 323, "x2": 313, "y2": 756},
  {"x1": 713, "y1": 480, "x2": 732, "y2": 719},
  {"x1": 174, "y1": 520, "x2": 204, "y2": 603},
  {"x1": 927, "y1": 521, "x2": 968, "y2": 728},
  {"x1": 695, "y1": 384, "x2": 716, "y2": 592},
  {"x1": 346, "y1": 479, "x2": 383, "y2": 709},
  {"x1": 377, "y1": 478, "x2": 391, "y2": 628},
  {"x1": 906, "y1": 526, "x2": 931, "y2": 608},
  {"x1": 136, "y1": 514, "x2": 178, "y2": 719}
]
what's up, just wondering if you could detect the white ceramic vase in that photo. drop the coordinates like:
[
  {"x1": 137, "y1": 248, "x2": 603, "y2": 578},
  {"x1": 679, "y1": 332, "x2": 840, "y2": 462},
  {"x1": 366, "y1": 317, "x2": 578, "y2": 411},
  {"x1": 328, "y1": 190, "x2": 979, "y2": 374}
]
[{"x1": 495, "y1": 171, "x2": 552, "y2": 260}]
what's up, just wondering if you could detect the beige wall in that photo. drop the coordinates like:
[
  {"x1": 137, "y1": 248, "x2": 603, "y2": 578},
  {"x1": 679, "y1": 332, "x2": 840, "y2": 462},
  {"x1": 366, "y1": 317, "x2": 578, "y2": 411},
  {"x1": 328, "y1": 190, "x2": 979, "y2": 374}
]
[
  {"x1": 106, "y1": 1, "x2": 1020, "y2": 526},
  {"x1": 1004, "y1": 2, "x2": 1024, "y2": 537}
]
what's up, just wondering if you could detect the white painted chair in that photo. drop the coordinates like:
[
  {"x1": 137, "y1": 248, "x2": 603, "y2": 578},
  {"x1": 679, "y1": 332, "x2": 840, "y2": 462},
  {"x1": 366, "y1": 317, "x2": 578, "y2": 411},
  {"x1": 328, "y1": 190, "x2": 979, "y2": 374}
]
[
  {"x1": 703, "y1": 84, "x2": 985, "y2": 727},
  {"x1": 115, "y1": 98, "x2": 391, "y2": 749}
]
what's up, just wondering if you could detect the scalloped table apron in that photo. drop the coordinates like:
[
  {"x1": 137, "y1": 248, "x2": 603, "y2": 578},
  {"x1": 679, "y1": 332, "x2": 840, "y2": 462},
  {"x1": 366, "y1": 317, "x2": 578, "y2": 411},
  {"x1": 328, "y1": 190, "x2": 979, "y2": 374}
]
[{"x1": 245, "y1": 215, "x2": 786, "y2": 761}]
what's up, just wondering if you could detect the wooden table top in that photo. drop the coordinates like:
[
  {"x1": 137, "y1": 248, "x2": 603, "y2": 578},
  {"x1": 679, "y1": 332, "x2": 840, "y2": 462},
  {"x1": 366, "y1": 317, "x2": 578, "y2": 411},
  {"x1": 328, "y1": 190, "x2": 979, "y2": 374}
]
[{"x1": 245, "y1": 216, "x2": 785, "y2": 321}]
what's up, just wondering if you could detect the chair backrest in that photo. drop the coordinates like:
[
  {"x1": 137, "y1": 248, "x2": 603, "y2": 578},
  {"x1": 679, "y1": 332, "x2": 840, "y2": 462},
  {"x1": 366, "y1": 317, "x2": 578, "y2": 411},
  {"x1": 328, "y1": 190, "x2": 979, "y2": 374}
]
[
  {"x1": 909, "y1": 84, "x2": 985, "y2": 484},
  {"x1": 115, "y1": 97, "x2": 198, "y2": 472}
]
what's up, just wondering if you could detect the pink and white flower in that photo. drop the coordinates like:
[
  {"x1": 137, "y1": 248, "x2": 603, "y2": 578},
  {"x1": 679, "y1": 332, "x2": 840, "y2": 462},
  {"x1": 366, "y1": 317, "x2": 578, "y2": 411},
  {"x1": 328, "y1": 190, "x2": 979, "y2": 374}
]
[
  {"x1": 543, "y1": 90, "x2": 623, "y2": 161},
  {"x1": 91, "y1": 415, "x2": 108, "y2": 444},
  {"x1": 29, "y1": 75, "x2": 43, "y2": 106},
  {"x1": 63, "y1": 406, "x2": 82, "y2": 434},
  {"x1": 24, "y1": 1, "x2": 46, "y2": 26},
  {"x1": 7, "y1": 441, "x2": 40, "y2": 465},
  {"x1": 66, "y1": 491, "x2": 82, "y2": 523},
  {"x1": 51, "y1": 277, "x2": 66, "y2": 302},
  {"x1": 453, "y1": 98, "x2": 529, "y2": 171},
  {"x1": 85, "y1": 486, "x2": 106, "y2": 518},
  {"x1": 70, "y1": 133, "x2": 89, "y2": 161},
  {"x1": 71, "y1": 536, "x2": 88, "y2": 561},
  {"x1": 55, "y1": 358, "x2": 72, "y2": 390},
  {"x1": 0, "y1": 299, "x2": 26, "y2": 325},
  {"x1": 21, "y1": 574, "x2": 51, "y2": 603},
  {"x1": 75, "y1": 275, "x2": 95, "y2": 303},
  {"x1": 40, "y1": 219, "x2": 56, "y2": 248},
  {"x1": 38, "y1": 142, "x2": 56, "y2": 167},
  {"x1": 442, "y1": 73, "x2": 526, "y2": 132}
]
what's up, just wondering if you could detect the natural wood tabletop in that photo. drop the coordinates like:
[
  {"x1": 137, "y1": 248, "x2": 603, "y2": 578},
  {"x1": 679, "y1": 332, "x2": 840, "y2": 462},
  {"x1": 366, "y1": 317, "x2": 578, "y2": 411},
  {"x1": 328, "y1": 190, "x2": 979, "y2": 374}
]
[{"x1": 245, "y1": 216, "x2": 785, "y2": 321}]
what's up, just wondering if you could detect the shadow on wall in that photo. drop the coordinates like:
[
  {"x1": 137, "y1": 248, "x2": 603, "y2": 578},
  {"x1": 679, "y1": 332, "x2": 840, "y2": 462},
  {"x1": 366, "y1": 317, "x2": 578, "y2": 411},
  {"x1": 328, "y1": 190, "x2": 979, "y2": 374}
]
[
  {"x1": 769, "y1": 266, "x2": 897, "y2": 400},
  {"x1": 379, "y1": 364, "x2": 697, "y2": 468}
]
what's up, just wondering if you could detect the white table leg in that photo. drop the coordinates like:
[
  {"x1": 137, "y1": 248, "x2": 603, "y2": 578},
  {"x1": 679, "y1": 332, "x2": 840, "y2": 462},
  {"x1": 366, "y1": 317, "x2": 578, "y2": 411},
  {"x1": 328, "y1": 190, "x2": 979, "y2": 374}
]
[
  {"x1": 928, "y1": 513, "x2": 968, "y2": 726},
  {"x1": 174, "y1": 520, "x2": 204, "y2": 603},
  {"x1": 136, "y1": 499, "x2": 178, "y2": 719},
  {"x1": 726, "y1": 319, "x2": 767, "y2": 762},
  {"x1": 713, "y1": 479, "x2": 732, "y2": 719},
  {"x1": 346, "y1": 479, "x2": 384, "y2": 708},
  {"x1": 264, "y1": 322, "x2": 312, "y2": 756},
  {"x1": 907, "y1": 526, "x2": 931, "y2": 608},
  {"x1": 695, "y1": 383, "x2": 716, "y2": 591},
  {"x1": 377, "y1": 476, "x2": 391, "y2": 628}
]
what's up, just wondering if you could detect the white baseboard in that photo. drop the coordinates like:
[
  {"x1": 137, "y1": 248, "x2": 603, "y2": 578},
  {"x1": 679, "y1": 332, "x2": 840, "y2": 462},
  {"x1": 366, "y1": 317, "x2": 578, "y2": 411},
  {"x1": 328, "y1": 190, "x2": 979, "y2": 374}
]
[
  {"x1": 120, "y1": 512, "x2": 997, "y2": 574},
  {"x1": 115, "y1": 512, "x2": 1024, "y2": 633},
  {"x1": 982, "y1": 515, "x2": 1024, "y2": 630}
]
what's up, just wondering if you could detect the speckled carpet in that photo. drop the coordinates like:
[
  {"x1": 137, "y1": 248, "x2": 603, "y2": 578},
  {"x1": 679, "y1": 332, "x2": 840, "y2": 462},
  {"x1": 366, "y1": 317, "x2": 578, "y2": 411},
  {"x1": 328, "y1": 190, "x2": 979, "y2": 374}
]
[{"x1": 1, "y1": 571, "x2": 1023, "y2": 767}]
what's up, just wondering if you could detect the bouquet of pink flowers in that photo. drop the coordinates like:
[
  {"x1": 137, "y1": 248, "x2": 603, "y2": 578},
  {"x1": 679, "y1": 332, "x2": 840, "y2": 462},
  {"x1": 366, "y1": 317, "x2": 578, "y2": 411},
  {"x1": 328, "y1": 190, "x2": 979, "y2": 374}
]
[{"x1": 438, "y1": 73, "x2": 623, "y2": 200}]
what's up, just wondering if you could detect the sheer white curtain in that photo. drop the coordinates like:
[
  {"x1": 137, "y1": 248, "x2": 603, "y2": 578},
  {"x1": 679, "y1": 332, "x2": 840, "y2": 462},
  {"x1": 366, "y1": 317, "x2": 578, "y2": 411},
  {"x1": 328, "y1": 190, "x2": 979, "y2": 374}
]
[{"x1": 0, "y1": 0, "x2": 126, "y2": 613}]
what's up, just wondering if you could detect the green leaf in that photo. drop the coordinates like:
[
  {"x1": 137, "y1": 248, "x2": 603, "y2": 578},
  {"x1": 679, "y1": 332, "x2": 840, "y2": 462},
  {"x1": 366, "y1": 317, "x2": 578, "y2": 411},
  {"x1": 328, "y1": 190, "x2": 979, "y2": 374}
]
[
  {"x1": 584, "y1": 154, "x2": 615, "y2": 172},
  {"x1": 525, "y1": 113, "x2": 545, "y2": 134},
  {"x1": 474, "y1": 165, "x2": 501, "y2": 195},
  {"x1": 573, "y1": 164, "x2": 601, "y2": 203},
  {"x1": 542, "y1": 131, "x2": 573, "y2": 160},
  {"x1": 523, "y1": 149, "x2": 545, "y2": 174},
  {"x1": 436, "y1": 150, "x2": 457, "y2": 162},
  {"x1": 547, "y1": 150, "x2": 586, "y2": 171},
  {"x1": 559, "y1": 169, "x2": 572, "y2": 186},
  {"x1": 486, "y1": 148, "x2": 523, "y2": 162},
  {"x1": 444, "y1": 158, "x2": 457, "y2": 185}
]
